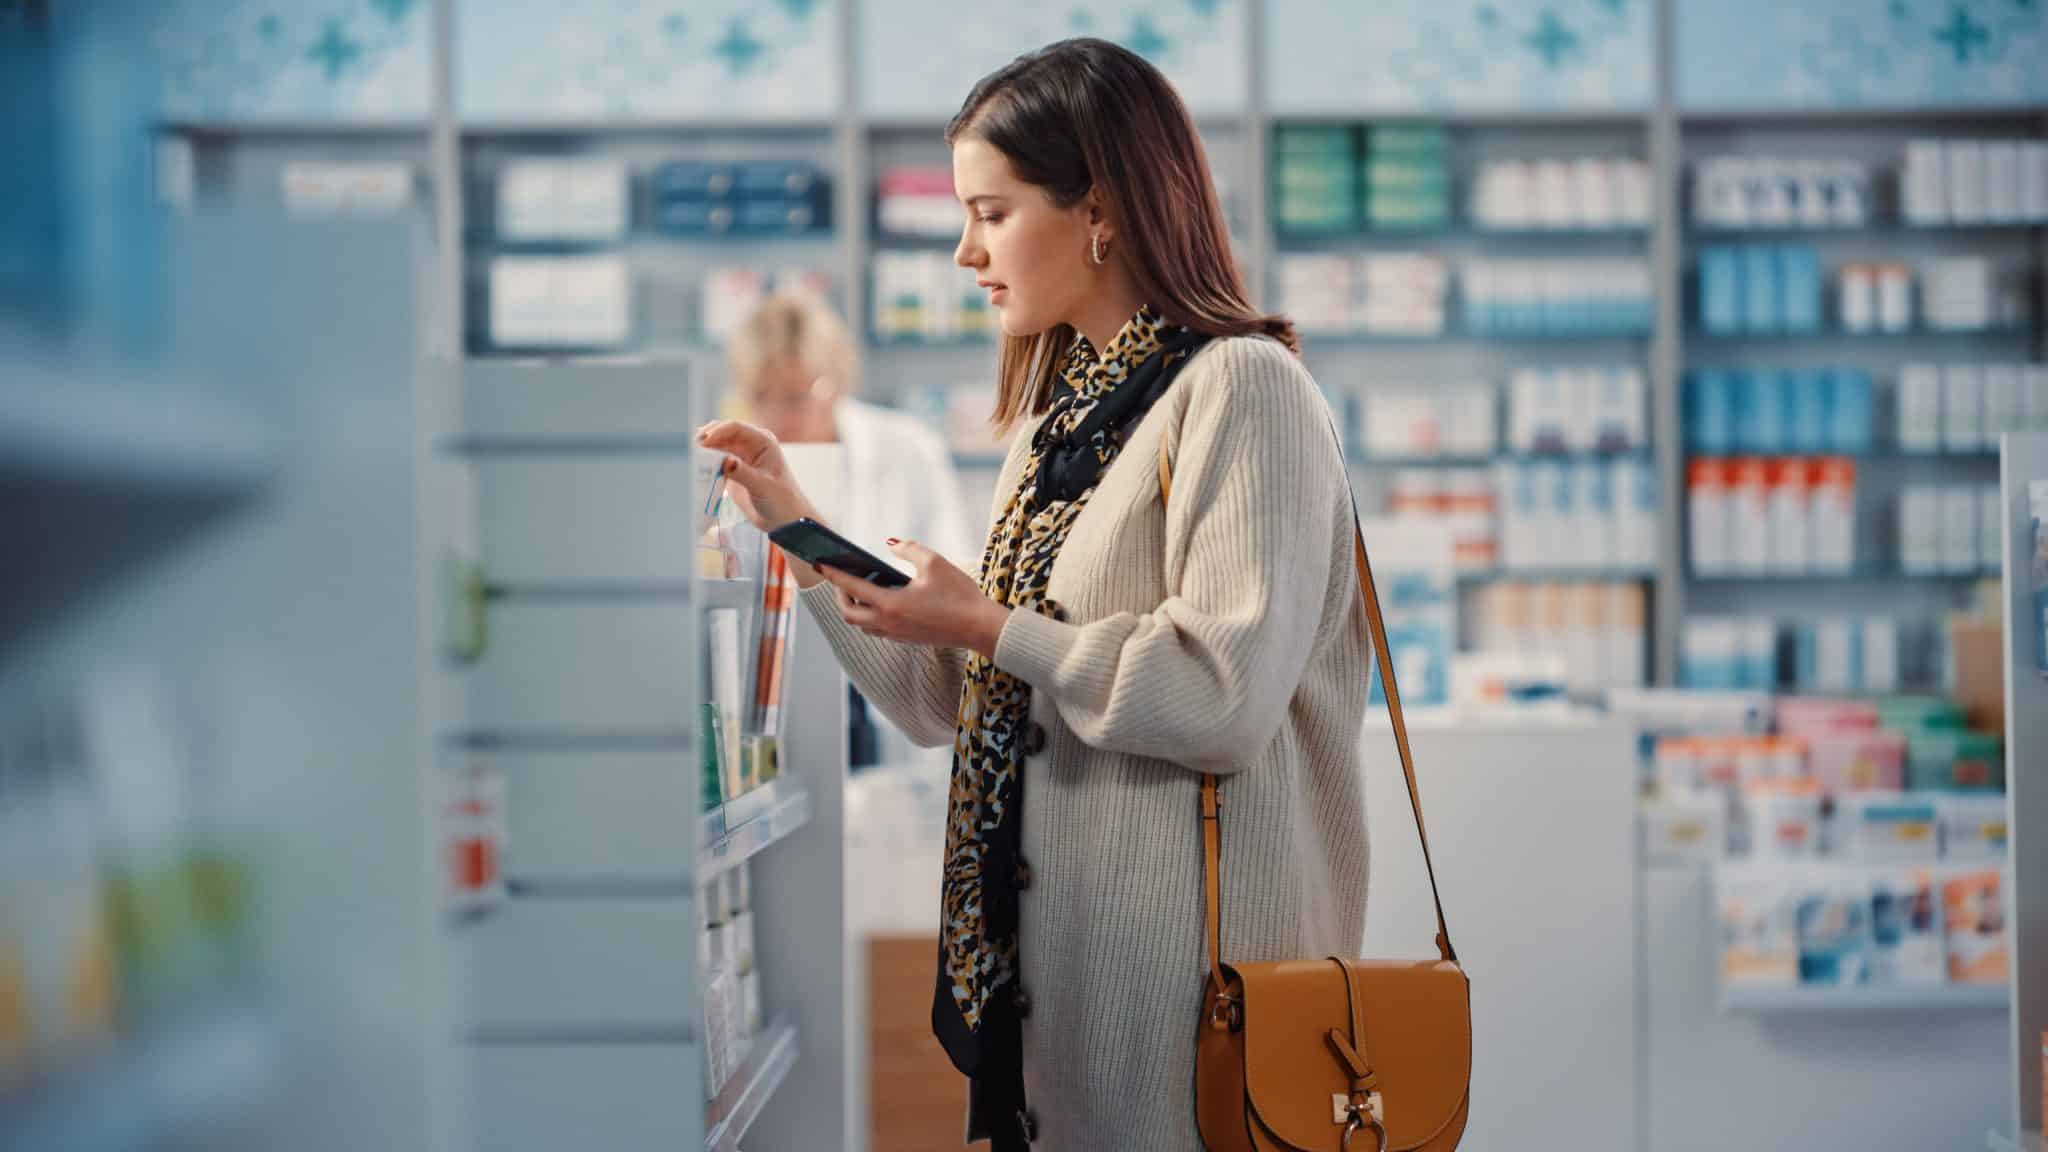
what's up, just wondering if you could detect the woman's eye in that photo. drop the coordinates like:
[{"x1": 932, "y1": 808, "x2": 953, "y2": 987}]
[{"x1": 977, "y1": 213, "x2": 1003, "y2": 225}]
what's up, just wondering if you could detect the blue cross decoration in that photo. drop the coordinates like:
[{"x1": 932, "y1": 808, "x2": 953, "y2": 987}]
[
  {"x1": 1126, "y1": 13, "x2": 1169, "y2": 60},
  {"x1": 1524, "y1": 9, "x2": 1581, "y2": 68},
  {"x1": 714, "y1": 18, "x2": 765, "y2": 74},
  {"x1": 1933, "y1": 3, "x2": 1990, "y2": 62},
  {"x1": 776, "y1": 0, "x2": 819, "y2": 20},
  {"x1": 370, "y1": 0, "x2": 418, "y2": 23},
  {"x1": 307, "y1": 19, "x2": 361, "y2": 82},
  {"x1": 664, "y1": 11, "x2": 686, "y2": 38}
]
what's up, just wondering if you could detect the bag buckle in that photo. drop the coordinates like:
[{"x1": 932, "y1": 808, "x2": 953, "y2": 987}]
[
  {"x1": 1336, "y1": 1093, "x2": 1386, "y2": 1152},
  {"x1": 1207, "y1": 992, "x2": 1240, "y2": 1031}
]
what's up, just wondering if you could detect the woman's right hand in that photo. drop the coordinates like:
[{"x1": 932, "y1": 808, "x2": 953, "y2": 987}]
[{"x1": 695, "y1": 419, "x2": 818, "y2": 533}]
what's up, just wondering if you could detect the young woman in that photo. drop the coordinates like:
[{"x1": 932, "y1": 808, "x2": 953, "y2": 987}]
[{"x1": 699, "y1": 38, "x2": 1370, "y2": 1150}]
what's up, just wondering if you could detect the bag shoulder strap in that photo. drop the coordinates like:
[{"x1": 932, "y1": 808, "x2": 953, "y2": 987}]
[{"x1": 1158, "y1": 427, "x2": 1459, "y2": 988}]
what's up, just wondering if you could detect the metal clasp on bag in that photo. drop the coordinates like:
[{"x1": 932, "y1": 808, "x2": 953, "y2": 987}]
[
  {"x1": 1335, "y1": 1093, "x2": 1386, "y2": 1152},
  {"x1": 1208, "y1": 991, "x2": 1240, "y2": 1031}
]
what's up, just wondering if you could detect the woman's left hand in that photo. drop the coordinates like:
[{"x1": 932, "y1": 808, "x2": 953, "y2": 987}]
[{"x1": 816, "y1": 539, "x2": 1013, "y2": 659}]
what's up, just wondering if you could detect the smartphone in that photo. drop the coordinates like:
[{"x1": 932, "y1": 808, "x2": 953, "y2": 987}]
[{"x1": 767, "y1": 518, "x2": 911, "y2": 588}]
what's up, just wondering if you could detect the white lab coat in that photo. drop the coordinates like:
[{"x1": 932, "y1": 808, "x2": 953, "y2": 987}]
[
  {"x1": 825, "y1": 398, "x2": 977, "y2": 576},
  {"x1": 782, "y1": 399, "x2": 980, "y2": 767}
]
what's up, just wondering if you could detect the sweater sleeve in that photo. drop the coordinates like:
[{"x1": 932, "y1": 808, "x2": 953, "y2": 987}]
[
  {"x1": 798, "y1": 583, "x2": 968, "y2": 748},
  {"x1": 990, "y1": 339, "x2": 1343, "y2": 775},
  {"x1": 795, "y1": 420, "x2": 1035, "y2": 748}
]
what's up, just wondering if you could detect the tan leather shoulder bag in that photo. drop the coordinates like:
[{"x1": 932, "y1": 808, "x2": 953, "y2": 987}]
[{"x1": 1160, "y1": 432, "x2": 1472, "y2": 1152}]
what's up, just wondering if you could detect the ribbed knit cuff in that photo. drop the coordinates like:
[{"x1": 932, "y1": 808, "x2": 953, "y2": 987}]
[{"x1": 992, "y1": 606, "x2": 1077, "y2": 691}]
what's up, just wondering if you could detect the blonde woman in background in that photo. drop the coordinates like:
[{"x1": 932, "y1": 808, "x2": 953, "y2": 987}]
[{"x1": 725, "y1": 294, "x2": 975, "y2": 766}]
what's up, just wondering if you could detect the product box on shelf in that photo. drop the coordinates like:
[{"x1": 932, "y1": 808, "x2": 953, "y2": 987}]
[
  {"x1": 1834, "y1": 791, "x2": 1941, "y2": 864},
  {"x1": 1796, "y1": 869, "x2": 1872, "y2": 986},
  {"x1": 1804, "y1": 728, "x2": 1907, "y2": 794},
  {"x1": 1941, "y1": 867, "x2": 2008, "y2": 985},
  {"x1": 1748, "y1": 778, "x2": 1822, "y2": 858},
  {"x1": 1717, "y1": 862, "x2": 1800, "y2": 987},
  {"x1": 1905, "y1": 729, "x2": 2003, "y2": 792},
  {"x1": 1867, "y1": 867, "x2": 1945, "y2": 985},
  {"x1": 1936, "y1": 793, "x2": 2009, "y2": 861}
]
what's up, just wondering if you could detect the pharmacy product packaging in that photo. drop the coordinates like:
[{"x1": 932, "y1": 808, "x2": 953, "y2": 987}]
[
  {"x1": 1867, "y1": 868, "x2": 1945, "y2": 985},
  {"x1": 1795, "y1": 867, "x2": 1872, "y2": 986},
  {"x1": 1716, "y1": 862, "x2": 1799, "y2": 986},
  {"x1": 1835, "y1": 791, "x2": 1941, "y2": 864},
  {"x1": 1941, "y1": 867, "x2": 2008, "y2": 984}
]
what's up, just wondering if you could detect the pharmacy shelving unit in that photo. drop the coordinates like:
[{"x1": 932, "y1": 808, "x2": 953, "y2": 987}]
[
  {"x1": 1673, "y1": 108, "x2": 2048, "y2": 689},
  {"x1": 438, "y1": 358, "x2": 849, "y2": 1151},
  {"x1": 1269, "y1": 112, "x2": 1665, "y2": 674},
  {"x1": 456, "y1": 119, "x2": 843, "y2": 361},
  {"x1": 2000, "y1": 431, "x2": 2048, "y2": 1147}
]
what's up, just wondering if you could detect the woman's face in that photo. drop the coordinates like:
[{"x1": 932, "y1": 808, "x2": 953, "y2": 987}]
[
  {"x1": 951, "y1": 136, "x2": 1095, "y2": 338},
  {"x1": 739, "y1": 360, "x2": 837, "y2": 444}
]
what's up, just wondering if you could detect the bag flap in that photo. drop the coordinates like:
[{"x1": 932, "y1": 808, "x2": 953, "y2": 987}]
[{"x1": 1237, "y1": 959, "x2": 1470, "y2": 1152}]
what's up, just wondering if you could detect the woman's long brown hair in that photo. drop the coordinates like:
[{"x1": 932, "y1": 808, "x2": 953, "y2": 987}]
[{"x1": 946, "y1": 37, "x2": 1296, "y2": 433}]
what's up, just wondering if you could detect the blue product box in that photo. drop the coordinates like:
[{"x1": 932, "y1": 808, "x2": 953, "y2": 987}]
[
  {"x1": 1797, "y1": 883, "x2": 1872, "y2": 986},
  {"x1": 734, "y1": 195, "x2": 828, "y2": 235},
  {"x1": 733, "y1": 161, "x2": 823, "y2": 199},
  {"x1": 1700, "y1": 247, "x2": 1742, "y2": 334},
  {"x1": 655, "y1": 198, "x2": 737, "y2": 235},
  {"x1": 1690, "y1": 370, "x2": 1733, "y2": 454},
  {"x1": 1780, "y1": 246, "x2": 1822, "y2": 333},
  {"x1": 1726, "y1": 370, "x2": 1758, "y2": 453},
  {"x1": 1829, "y1": 369, "x2": 1874, "y2": 453},
  {"x1": 1742, "y1": 245, "x2": 1781, "y2": 333},
  {"x1": 1789, "y1": 371, "x2": 1830, "y2": 454},
  {"x1": 653, "y1": 160, "x2": 738, "y2": 200},
  {"x1": 1751, "y1": 371, "x2": 1790, "y2": 454}
]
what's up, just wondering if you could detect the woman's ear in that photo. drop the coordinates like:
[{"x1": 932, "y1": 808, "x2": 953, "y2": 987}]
[{"x1": 1084, "y1": 184, "x2": 1112, "y2": 238}]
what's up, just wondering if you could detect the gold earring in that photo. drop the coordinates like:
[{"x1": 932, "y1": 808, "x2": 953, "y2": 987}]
[{"x1": 1090, "y1": 235, "x2": 1109, "y2": 266}]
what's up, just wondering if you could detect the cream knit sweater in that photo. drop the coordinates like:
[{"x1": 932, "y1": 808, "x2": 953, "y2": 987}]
[{"x1": 801, "y1": 335, "x2": 1372, "y2": 1149}]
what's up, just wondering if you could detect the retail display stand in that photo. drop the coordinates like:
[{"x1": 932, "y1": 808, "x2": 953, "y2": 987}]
[
  {"x1": 439, "y1": 359, "x2": 848, "y2": 1151},
  {"x1": 2001, "y1": 432, "x2": 2048, "y2": 1147}
]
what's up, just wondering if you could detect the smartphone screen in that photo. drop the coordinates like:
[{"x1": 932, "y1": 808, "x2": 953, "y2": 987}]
[{"x1": 767, "y1": 519, "x2": 911, "y2": 588}]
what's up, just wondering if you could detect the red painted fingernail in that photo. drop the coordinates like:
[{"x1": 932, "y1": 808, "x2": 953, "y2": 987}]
[{"x1": 885, "y1": 537, "x2": 900, "y2": 545}]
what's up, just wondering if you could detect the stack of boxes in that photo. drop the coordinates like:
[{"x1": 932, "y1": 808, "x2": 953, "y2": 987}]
[
  {"x1": 651, "y1": 159, "x2": 832, "y2": 237},
  {"x1": 1271, "y1": 124, "x2": 1451, "y2": 234},
  {"x1": 1272, "y1": 126, "x2": 1359, "y2": 234},
  {"x1": 1643, "y1": 696, "x2": 2008, "y2": 994},
  {"x1": 874, "y1": 166, "x2": 959, "y2": 239},
  {"x1": 1362, "y1": 125, "x2": 1452, "y2": 231},
  {"x1": 1697, "y1": 244, "x2": 1825, "y2": 334},
  {"x1": 701, "y1": 864, "x2": 764, "y2": 1098},
  {"x1": 870, "y1": 252, "x2": 992, "y2": 343}
]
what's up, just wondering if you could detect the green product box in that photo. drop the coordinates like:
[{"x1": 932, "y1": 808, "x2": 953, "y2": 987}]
[
  {"x1": 1366, "y1": 125, "x2": 1450, "y2": 156},
  {"x1": 1874, "y1": 695, "x2": 1966, "y2": 735},
  {"x1": 1275, "y1": 126, "x2": 1358, "y2": 157},
  {"x1": 1905, "y1": 730, "x2": 2004, "y2": 792}
]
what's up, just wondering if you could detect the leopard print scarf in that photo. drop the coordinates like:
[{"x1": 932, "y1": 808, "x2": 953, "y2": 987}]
[{"x1": 933, "y1": 306, "x2": 1209, "y2": 1074}]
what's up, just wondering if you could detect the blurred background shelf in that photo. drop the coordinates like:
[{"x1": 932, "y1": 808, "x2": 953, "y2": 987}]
[
  {"x1": 1720, "y1": 983, "x2": 2008, "y2": 1015},
  {"x1": 0, "y1": 1004, "x2": 276, "y2": 1152},
  {"x1": 0, "y1": 377, "x2": 276, "y2": 648}
]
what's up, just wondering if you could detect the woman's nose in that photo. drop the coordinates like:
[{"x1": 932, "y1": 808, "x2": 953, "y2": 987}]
[{"x1": 954, "y1": 230, "x2": 981, "y2": 270}]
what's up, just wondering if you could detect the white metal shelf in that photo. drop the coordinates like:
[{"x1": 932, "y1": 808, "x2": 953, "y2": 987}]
[
  {"x1": 703, "y1": 1020, "x2": 799, "y2": 1152},
  {"x1": 700, "y1": 778, "x2": 812, "y2": 882},
  {"x1": 1720, "y1": 982, "x2": 2009, "y2": 1015}
]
